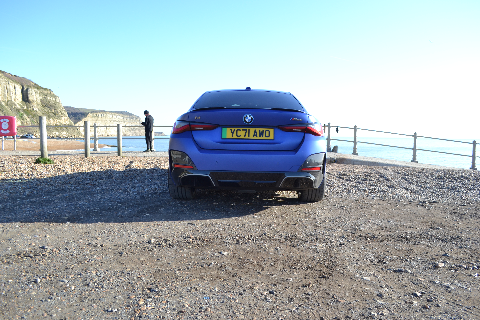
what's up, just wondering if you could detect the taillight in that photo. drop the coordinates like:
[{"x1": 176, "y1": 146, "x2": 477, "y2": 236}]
[
  {"x1": 278, "y1": 124, "x2": 323, "y2": 136},
  {"x1": 172, "y1": 121, "x2": 190, "y2": 134},
  {"x1": 173, "y1": 164, "x2": 194, "y2": 169},
  {"x1": 190, "y1": 124, "x2": 218, "y2": 131},
  {"x1": 301, "y1": 167, "x2": 322, "y2": 171},
  {"x1": 172, "y1": 121, "x2": 218, "y2": 134}
]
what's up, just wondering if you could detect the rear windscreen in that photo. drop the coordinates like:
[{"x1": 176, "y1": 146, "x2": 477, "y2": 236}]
[{"x1": 190, "y1": 90, "x2": 305, "y2": 111}]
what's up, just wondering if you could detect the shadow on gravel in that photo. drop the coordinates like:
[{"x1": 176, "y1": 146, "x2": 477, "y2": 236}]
[{"x1": 2, "y1": 168, "x2": 304, "y2": 224}]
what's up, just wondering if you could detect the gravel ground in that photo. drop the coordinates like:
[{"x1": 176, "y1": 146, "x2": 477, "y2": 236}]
[{"x1": 0, "y1": 155, "x2": 479, "y2": 319}]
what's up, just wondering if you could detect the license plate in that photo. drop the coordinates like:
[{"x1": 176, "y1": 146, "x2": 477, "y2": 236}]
[{"x1": 222, "y1": 127, "x2": 274, "y2": 140}]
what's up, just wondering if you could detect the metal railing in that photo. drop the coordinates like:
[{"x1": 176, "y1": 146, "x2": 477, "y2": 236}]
[
  {"x1": 324, "y1": 123, "x2": 478, "y2": 170},
  {"x1": 2, "y1": 117, "x2": 173, "y2": 158},
  {"x1": 85, "y1": 123, "x2": 172, "y2": 156},
  {"x1": 3, "y1": 118, "x2": 478, "y2": 170}
]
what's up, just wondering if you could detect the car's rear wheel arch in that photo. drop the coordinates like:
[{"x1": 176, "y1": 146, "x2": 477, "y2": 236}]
[
  {"x1": 168, "y1": 172, "x2": 196, "y2": 200},
  {"x1": 298, "y1": 155, "x2": 326, "y2": 202}
]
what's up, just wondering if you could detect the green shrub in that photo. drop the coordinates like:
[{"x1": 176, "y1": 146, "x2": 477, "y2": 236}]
[{"x1": 35, "y1": 157, "x2": 54, "y2": 164}]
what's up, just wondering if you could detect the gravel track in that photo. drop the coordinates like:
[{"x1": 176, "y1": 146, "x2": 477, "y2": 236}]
[{"x1": 0, "y1": 155, "x2": 479, "y2": 319}]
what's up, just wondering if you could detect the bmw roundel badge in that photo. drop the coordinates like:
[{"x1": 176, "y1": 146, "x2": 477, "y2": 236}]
[{"x1": 243, "y1": 114, "x2": 254, "y2": 124}]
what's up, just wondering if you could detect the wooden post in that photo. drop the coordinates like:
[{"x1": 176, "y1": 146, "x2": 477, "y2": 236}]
[
  {"x1": 84, "y1": 121, "x2": 90, "y2": 158},
  {"x1": 39, "y1": 116, "x2": 48, "y2": 158},
  {"x1": 472, "y1": 140, "x2": 477, "y2": 170},
  {"x1": 411, "y1": 132, "x2": 418, "y2": 163},
  {"x1": 117, "y1": 124, "x2": 122, "y2": 156},
  {"x1": 1, "y1": 136, "x2": 3, "y2": 151},
  {"x1": 352, "y1": 125, "x2": 358, "y2": 155},
  {"x1": 93, "y1": 123, "x2": 98, "y2": 151},
  {"x1": 326, "y1": 123, "x2": 331, "y2": 152},
  {"x1": 151, "y1": 129, "x2": 155, "y2": 151}
]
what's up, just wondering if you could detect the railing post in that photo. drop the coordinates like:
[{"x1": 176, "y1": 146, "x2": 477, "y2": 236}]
[
  {"x1": 411, "y1": 132, "x2": 418, "y2": 163},
  {"x1": 472, "y1": 140, "x2": 477, "y2": 170},
  {"x1": 39, "y1": 116, "x2": 48, "y2": 158},
  {"x1": 93, "y1": 123, "x2": 99, "y2": 151},
  {"x1": 84, "y1": 121, "x2": 90, "y2": 158},
  {"x1": 327, "y1": 122, "x2": 331, "y2": 152},
  {"x1": 117, "y1": 124, "x2": 122, "y2": 156},
  {"x1": 152, "y1": 129, "x2": 155, "y2": 151},
  {"x1": 352, "y1": 125, "x2": 358, "y2": 155}
]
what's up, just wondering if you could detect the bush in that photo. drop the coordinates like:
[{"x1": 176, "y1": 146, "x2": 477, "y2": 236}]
[{"x1": 35, "y1": 157, "x2": 54, "y2": 164}]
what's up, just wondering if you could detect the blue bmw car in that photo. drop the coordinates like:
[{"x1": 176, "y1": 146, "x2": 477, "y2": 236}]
[{"x1": 168, "y1": 87, "x2": 327, "y2": 202}]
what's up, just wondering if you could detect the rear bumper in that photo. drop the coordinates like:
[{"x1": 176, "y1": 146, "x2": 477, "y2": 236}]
[
  {"x1": 169, "y1": 133, "x2": 327, "y2": 191},
  {"x1": 169, "y1": 132, "x2": 327, "y2": 172},
  {"x1": 170, "y1": 168, "x2": 324, "y2": 191}
]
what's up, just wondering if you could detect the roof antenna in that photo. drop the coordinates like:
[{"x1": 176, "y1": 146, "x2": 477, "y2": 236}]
[{"x1": 245, "y1": 87, "x2": 251, "y2": 91}]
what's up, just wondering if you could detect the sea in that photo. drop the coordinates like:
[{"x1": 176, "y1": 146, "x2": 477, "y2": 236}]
[
  {"x1": 93, "y1": 135, "x2": 478, "y2": 170},
  {"x1": 329, "y1": 136, "x2": 477, "y2": 170},
  {"x1": 95, "y1": 136, "x2": 171, "y2": 153}
]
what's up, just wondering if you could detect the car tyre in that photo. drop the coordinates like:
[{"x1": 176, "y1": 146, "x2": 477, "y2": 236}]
[
  {"x1": 168, "y1": 173, "x2": 195, "y2": 200},
  {"x1": 298, "y1": 173, "x2": 326, "y2": 202}
]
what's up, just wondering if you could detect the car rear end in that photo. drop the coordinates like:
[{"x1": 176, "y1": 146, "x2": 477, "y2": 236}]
[{"x1": 168, "y1": 88, "x2": 327, "y2": 201}]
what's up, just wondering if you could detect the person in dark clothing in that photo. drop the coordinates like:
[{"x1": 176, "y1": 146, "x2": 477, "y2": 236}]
[{"x1": 141, "y1": 110, "x2": 154, "y2": 152}]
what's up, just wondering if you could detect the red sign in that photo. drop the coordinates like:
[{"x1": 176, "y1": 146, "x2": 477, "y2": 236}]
[{"x1": 0, "y1": 116, "x2": 17, "y2": 136}]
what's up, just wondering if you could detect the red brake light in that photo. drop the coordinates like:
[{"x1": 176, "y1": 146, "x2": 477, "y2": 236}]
[
  {"x1": 279, "y1": 124, "x2": 323, "y2": 136},
  {"x1": 172, "y1": 121, "x2": 190, "y2": 134},
  {"x1": 173, "y1": 164, "x2": 194, "y2": 169},
  {"x1": 172, "y1": 122, "x2": 218, "y2": 134},
  {"x1": 305, "y1": 126, "x2": 323, "y2": 136},
  {"x1": 279, "y1": 126, "x2": 305, "y2": 132},
  {"x1": 190, "y1": 124, "x2": 218, "y2": 131},
  {"x1": 301, "y1": 167, "x2": 322, "y2": 171}
]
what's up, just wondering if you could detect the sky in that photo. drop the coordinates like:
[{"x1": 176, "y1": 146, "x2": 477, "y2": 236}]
[{"x1": 2, "y1": 0, "x2": 479, "y2": 139}]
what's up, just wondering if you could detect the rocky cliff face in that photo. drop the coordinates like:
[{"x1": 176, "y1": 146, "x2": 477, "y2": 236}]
[
  {"x1": 0, "y1": 70, "x2": 80, "y2": 137},
  {"x1": 65, "y1": 107, "x2": 144, "y2": 136},
  {"x1": 1, "y1": 70, "x2": 146, "y2": 138}
]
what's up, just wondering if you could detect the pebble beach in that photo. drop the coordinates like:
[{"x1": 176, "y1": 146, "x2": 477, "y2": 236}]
[{"x1": 0, "y1": 154, "x2": 479, "y2": 319}]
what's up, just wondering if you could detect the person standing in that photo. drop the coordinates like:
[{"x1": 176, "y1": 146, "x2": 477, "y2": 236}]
[{"x1": 141, "y1": 110, "x2": 154, "y2": 152}]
